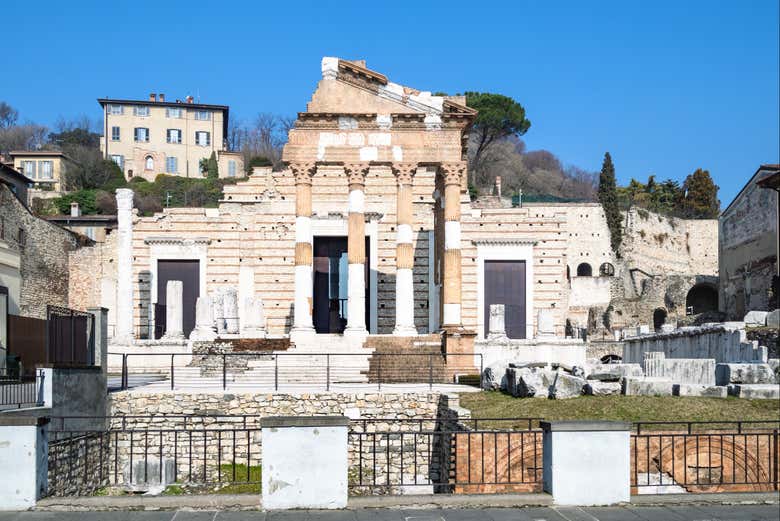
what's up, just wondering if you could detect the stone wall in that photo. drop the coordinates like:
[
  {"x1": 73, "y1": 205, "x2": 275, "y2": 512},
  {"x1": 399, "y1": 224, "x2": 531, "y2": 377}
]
[{"x1": 0, "y1": 184, "x2": 83, "y2": 319}]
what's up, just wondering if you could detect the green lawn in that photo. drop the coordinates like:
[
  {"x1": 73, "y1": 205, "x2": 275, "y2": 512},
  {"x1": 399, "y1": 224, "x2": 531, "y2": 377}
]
[{"x1": 459, "y1": 391, "x2": 780, "y2": 429}]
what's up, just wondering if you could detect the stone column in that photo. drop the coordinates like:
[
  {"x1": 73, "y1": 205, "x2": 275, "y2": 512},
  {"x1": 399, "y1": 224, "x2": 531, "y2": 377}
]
[
  {"x1": 223, "y1": 287, "x2": 239, "y2": 334},
  {"x1": 487, "y1": 304, "x2": 507, "y2": 341},
  {"x1": 162, "y1": 280, "x2": 184, "y2": 340},
  {"x1": 190, "y1": 296, "x2": 216, "y2": 341},
  {"x1": 291, "y1": 162, "x2": 316, "y2": 336},
  {"x1": 114, "y1": 188, "x2": 134, "y2": 344},
  {"x1": 441, "y1": 163, "x2": 465, "y2": 328},
  {"x1": 392, "y1": 163, "x2": 418, "y2": 336},
  {"x1": 344, "y1": 163, "x2": 369, "y2": 337}
]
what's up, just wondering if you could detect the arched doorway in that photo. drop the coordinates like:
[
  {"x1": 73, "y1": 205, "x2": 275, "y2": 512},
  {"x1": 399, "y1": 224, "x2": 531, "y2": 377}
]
[
  {"x1": 576, "y1": 263, "x2": 592, "y2": 277},
  {"x1": 686, "y1": 284, "x2": 718, "y2": 315},
  {"x1": 653, "y1": 308, "x2": 668, "y2": 331}
]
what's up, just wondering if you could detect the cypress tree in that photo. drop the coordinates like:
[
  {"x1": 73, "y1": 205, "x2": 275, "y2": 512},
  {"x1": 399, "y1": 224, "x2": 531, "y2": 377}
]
[
  {"x1": 207, "y1": 151, "x2": 219, "y2": 179},
  {"x1": 598, "y1": 152, "x2": 623, "y2": 256}
]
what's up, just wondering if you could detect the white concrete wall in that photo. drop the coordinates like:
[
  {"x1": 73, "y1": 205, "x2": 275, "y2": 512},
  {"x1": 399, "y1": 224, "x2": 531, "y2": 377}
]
[
  {"x1": 0, "y1": 419, "x2": 48, "y2": 510},
  {"x1": 569, "y1": 276, "x2": 612, "y2": 307},
  {"x1": 476, "y1": 340, "x2": 586, "y2": 369}
]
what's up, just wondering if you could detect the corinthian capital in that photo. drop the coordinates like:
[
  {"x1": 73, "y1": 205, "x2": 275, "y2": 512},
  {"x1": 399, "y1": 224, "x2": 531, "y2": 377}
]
[
  {"x1": 392, "y1": 163, "x2": 418, "y2": 186},
  {"x1": 289, "y1": 162, "x2": 316, "y2": 185},
  {"x1": 344, "y1": 163, "x2": 370, "y2": 187},
  {"x1": 440, "y1": 162, "x2": 467, "y2": 186}
]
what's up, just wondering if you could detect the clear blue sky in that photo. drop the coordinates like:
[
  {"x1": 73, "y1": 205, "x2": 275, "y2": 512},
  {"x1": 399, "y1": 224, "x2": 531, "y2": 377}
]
[{"x1": 4, "y1": 0, "x2": 778, "y2": 205}]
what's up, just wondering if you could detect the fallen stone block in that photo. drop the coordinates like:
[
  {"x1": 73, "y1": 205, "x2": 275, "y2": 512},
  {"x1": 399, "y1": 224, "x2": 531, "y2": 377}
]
[
  {"x1": 769, "y1": 359, "x2": 780, "y2": 381},
  {"x1": 583, "y1": 381, "x2": 622, "y2": 396},
  {"x1": 622, "y1": 377, "x2": 674, "y2": 396},
  {"x1": 482, "y1": 361, "x2": 510, "y2": 391},
  {"x1": 587, "y1": 363, "x2": 644, "y2": 381},
  {"x1": 743, "y1": 311, "x2": 768, "y2": 326},
  {"x1": 766, "y1": 310, "x2": 780, "y2": 329},
  {"x1": 730, "y1": 384, "x2": 780, "y2": 400},
  {"x1": 672, "y1": 384, "x2": 728, "y2": 398},
  {"x1": 715, "y1": 363, "x2": 776, "y2": 386},
  {"x1": 550, "y1": 373, "x2": 587, "y2": 399},
  {"x1": 506, "y1": 367, "x2": 557, "y2": 398}
]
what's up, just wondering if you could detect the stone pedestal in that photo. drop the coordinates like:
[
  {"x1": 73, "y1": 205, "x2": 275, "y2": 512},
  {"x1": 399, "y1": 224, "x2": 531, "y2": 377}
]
[
  {"x1": 261, "y1": 416, "x2": 348, "y2": 510},
  {"x1": 162, "y1": 280, "x2": 184, "y2": 340},
  {"x1": 536, "y1": 309, "x2": 556, "y2": 338},
  {"x1": 190, "y1": 296, "x2": 216, "y2": 341},
  {"x1": 542, "y1": 421, "x2": 630, "y2": 505},
  {"x1": 487, "y1": 304, "x2": 508, "y2": 341},
  {"x1": 241, "y1": 297, "x2": 267, "y2": 338},
  {"x1": 212, "y1": 290, "x2": 226, "y2": 335},
  {"x1": 0, "y1": 417, "x2": 49, "y2": 510},
  {"x1": 223, "y1": 288, "x2": 239, "y2": 334}
]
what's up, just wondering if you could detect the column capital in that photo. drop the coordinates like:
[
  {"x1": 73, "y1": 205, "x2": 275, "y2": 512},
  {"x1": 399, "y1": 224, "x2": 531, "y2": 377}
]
[
  {"x1": 440, "y1": 162, "x2": 467, "y2": 186},
  {"x1": 392, "y1": 163, "x2": 417, "y2": 185},
  {"x1": 344, "y1": 163, "x2": 370, "y2": 187},
  {"x1": 290, "y1": 162, "x2": 316, "y2": 185}
]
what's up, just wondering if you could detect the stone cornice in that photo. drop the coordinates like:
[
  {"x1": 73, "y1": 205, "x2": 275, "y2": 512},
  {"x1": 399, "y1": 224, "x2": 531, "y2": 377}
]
[
  {"x1": 144, "y1": 237, "x2": 211, "y2": 246},
  {"x1": 472, "y1": 238, "x2": 538, "y2": 247}
]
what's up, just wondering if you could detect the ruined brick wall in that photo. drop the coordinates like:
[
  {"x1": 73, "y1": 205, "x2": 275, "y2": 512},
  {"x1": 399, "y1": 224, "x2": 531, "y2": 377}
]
[
  {"x1": 68, "y1": 230, "x2": 117, "y2": 313},
  {"x1": 0, "y1": 184, "x2": 82, "y2": 319}
]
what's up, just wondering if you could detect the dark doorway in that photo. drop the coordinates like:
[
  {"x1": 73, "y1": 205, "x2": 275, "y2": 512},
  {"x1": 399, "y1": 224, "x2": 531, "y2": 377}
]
[
  {"x1": 155, "y1": 260, "x2": 199, "y2": 339},
  {"x1": 686, "y1": 284, "x2": 718, "y2": 315},
  {"x1": 653, "y1": 308, "x2": 668, "y2": 331},
  {"x1": 313, "y1": 237, "x2": 370, "y2": 333},
  {"x1": 484, "y1": 260, "x2": 527, "y2": 339}
]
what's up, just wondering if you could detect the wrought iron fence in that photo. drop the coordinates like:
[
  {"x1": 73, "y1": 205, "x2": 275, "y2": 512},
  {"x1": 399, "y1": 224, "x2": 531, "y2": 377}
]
[
  {"x1": 111, "y1": 352, "x2": 483, "y2": 391},
  {"x1": 631, "y1": 421, "x2": 780, "y2": 493},
  {"x1": 0, "y1": 369, "x2": 44, "y2": 409}
]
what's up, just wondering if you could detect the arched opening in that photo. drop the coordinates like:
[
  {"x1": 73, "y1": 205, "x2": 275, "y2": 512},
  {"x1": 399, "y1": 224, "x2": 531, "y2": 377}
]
[
  {"x1": 599, "y1": 262, "x2": 615, "y2": 277},
  {"x1": 686, "y1": 284, "x2": 718, "y2": 315},
  {"x1": 576, "y1": 263, "x2": 592, "y2": 277},
  {"x1": 653, "y1": 308, "x2": 668, "y2": 331},
  {"x1": 145, "y1": 156, "x2": 154, "y2": 171}
]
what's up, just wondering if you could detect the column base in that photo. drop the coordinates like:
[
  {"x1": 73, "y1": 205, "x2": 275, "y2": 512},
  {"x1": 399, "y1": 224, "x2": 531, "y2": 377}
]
[
  {"x1": 189, "y1": 327, "x2": 217, "y2": 342},
  {"x1": 290, "y1": 327, "x2": 316, "y2": 345},
  {"x1": 111, "y1": 334, "x2": 136, "y2": 346},
  {"x1": 343, "y1": 327, "x2": 368, "y2": 338},
  {"x1": 392, "y1": 325, "x2": 418, "y2": 336}
]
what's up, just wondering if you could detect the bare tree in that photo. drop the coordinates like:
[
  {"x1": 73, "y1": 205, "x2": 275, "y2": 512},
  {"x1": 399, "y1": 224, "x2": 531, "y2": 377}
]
[
  {"x1": 0, "y1": 124, "x2": 48, "y2": 154},
  {"x1": 0, "y1": 102, "x2": 19, "y2": 129}
]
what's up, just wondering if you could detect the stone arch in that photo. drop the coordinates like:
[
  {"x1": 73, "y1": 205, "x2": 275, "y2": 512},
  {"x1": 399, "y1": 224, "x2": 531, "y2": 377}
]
[
  {"x1": 144, "y1": 155, "x2": 154, "y2": 171},
  {"x1": 686, "y1": 283, "x2": 718, "y2": 315},
  {"x1": 599, "y1": 262, "x2": 615, "y2": 277},
  {"x1": 653, "y1": 308, "x2": 667, "y2": 331},
  {"x1": 576, "y1": 263, "x2": 592, "y2": 277}
]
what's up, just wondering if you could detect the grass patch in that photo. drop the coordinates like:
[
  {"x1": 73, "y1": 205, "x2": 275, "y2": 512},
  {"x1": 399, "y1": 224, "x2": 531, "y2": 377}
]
[
  {"x1": 214, "y1": 464, "x2": 261, "y2": 494},
  {"x1": 459, "y1": 392, "x2": 780, "y2": 429},
  {"x1": 162, "y1": 484, "x2": 186, "y2": 495}
]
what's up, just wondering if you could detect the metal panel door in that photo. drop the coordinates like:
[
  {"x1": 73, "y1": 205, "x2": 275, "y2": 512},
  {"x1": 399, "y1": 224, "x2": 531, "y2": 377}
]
[
  {"x1": 484, "y1": 260, "x2": 527, "y2": 339},
  {"x1": 156, "y1": 260, "x2": 199, "y2": 339}
]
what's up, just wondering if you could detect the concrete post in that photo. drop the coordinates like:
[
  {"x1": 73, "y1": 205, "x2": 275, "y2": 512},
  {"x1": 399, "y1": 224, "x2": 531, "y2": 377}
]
[
  {"x1": 440, "y1": 163, "x2": 465, "y2": 328},
  {"x1": 87, "y1": 307, "x2": 109, "y2": 375},
  {"x1": 114, "y1": 188, "x2": 134, "y2": 344},
  {"x1": 290, "y1": 163, "x2": 316, "y2": 338},
  {"x1": 0, "y1": 417, "x2": 49, "y2": 510},
  {"x1": 541, "y1": 421, "x2": 630, "y2": 506},
  {"x1": 344, "y1": 163, "x2": 369, "y2": 338},
  {"x1": 260, "y1": 416, "x2": 349, "y2": 509},
  {"x1": 392, "y1": 163, "x2": 418, "y2": 336},
  {"x1": 162, "y1": 280, "x2": 184, "y2": 340}
]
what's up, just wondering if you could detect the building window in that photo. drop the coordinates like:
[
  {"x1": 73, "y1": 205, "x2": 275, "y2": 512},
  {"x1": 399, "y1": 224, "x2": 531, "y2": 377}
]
[
  {"x1": 167, "y1": 129, "x2": 182, "y2": 144},
  {"x1": 133, "y1": 106, "x2": 150, "y2": 117},
  {"x1": 195, "y1": 131, "x2": 210, "y2": 146},
  {"x1": 228, "y1": 160, "x2": 236, "y2": 177},
  {"x1": 17, "y1": 228, "x2": 25, "y2": 247},
  {"x1": 599, "y1": 262, "x2": 615, "y2": 277},
  {"x1": 107, "y1": 104, "x2": 123, "y2": 115},
  {"x1": 166, "y1": 107, "x2": 182, "y2": 118},
  {"x1": 84, "y1": 227, "x2": 96, "y2": 241},
  {"x1": 165, "y1": 156, "x2": 178, "y2": 174},
  {"x1": 21, "y1": 160, "x2": 36, "y2": 179},
  {"x1": 144, "y1": 156, "x2": 154, "y2": 171},
  {"x1": 110, "y1": 155, "x2": 124, "y2": 170},
  {"x1": 38, "y1": 161, "x2": 53, "y2": 180},
  {"x1": 576, "y1": 263, "x2": 593, "y2": 277},
  {"x1": 134, "y1": 127, "x2": 149, "y2": 142},
  {"x1": 194, "y1": 110, "x2": 211, "y2": 121},
  {"x1": 111, "y1": 126, "x2": 121, "y2": 141}
]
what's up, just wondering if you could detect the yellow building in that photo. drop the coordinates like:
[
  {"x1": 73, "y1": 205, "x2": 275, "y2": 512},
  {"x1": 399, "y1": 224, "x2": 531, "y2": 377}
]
[
  {"x1": 98, "y1": 94, "x2": 244, "y2": 181},
  {"x1": 9, "y1": 150, "x2": 74, "y2": 194}
]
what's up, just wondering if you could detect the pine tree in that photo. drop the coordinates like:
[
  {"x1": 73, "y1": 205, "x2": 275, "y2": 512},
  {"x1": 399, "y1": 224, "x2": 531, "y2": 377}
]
[
  {"x1": 598, "y1": 152, "x2": 623, "y2": 256},
  {"x1": 678, "y1": 168, "x2": 720, "y2": 219},
  {"x1": 206, "y1": 151, "x2": 219, "y2": 179}
]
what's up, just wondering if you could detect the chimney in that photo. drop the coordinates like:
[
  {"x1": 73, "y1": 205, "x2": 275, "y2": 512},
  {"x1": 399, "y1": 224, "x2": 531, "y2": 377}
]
[
  {"x1": 495, "y1": 176, "x2": 502, "y2": 198},
  {"x1": 158, "y1": 93, "x2": 165, "y2": 102},
  {"x1": 149, "y1": 93, "x2": 156, "y2": 102},
  {"x1": 70, "y1": 202, "x2": 80, "y2": 217}
]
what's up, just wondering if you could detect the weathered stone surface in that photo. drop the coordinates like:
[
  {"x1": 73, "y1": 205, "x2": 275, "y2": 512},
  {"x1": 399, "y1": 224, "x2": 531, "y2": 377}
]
[
  {"x1": 583, "y1": 381, "x2": 622, "y2": 396},
  {"x1": 550, "y1": 373, "x2": 587, "y2": 399},
  {"x1": 715, "y1": 363, "x2": 776, "y2": 386},
  {"x1": 743, "y1": 311, "x2": 768, "y2": 326},
  {"x1": 622, "y1": 377, "x2": 674, "y2": 396},
  {"x1": 536, "y1": 309, "x2": 555, "y2": 338},
  {"x1": 729, "y1": 384, "x2": 780, "y2": 400},
  {"x1": 587, "y1": 363, "x2": 644, "y2": 381},
  {"x1": 223, "y1": 288, "x2": 239, "y2": 334},
  {"x1": 643, "y1": 352, "x2": 715, "y2": 385},
  {"x1": 506, "y1": 367, "x2": 556, "y2": 398},
  {"x1": 766, "y1": 310, "x2": 780, "y2": 329},
  {"x1": 672, "y1": 384, "x2": 728, "y2": 398},
  {"x1": 190, "y1": 296, "x2": 217, "y2": 341},
  {"x1": 486, "y1": 304, "x2": 508, "y2": 341},
  {"x1": 481, "y1": 360, "x2": 511, "y2": 391},
  {"x1": 769, "y1": 359, "x2": 780, "y2": 381}
]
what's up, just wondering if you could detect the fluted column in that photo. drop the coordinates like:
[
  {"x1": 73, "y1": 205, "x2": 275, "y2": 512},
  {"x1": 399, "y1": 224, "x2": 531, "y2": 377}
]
[
  {"x1": 291, "y1": 162, "x2": 316, "y2": 334},
  {"x1": 344, "y1": 163, "x2": 370, "y2": 337},
  {"x1": 441, "y1": 162, "x2": 466, "y2": 328},
  {"x1": 392, "y1": 163, "x2": 418, "y2": 336}
]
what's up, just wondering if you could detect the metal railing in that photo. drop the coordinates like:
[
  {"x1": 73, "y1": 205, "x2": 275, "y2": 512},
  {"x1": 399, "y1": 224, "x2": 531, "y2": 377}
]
[
  {"x1": 631, "y1": 421, "x2": 780, "y2": 493},
  {"x1": 110, "y1": 352, "x2": 483, "y2": 391},
  {"x1": 0, "y1": 369, "x2": 44, "y2": 409}
]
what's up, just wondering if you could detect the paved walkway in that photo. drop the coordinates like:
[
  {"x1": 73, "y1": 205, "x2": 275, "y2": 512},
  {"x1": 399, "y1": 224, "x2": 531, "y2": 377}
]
[{"x1": 1, "y1": 505, "x2": 779, "y2": 520}]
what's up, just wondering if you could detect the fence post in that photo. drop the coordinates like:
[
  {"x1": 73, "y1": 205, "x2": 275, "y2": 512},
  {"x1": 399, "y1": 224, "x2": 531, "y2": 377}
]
[
  {"x1": 0, "y1": 417, "x2": 49, "y2": 510},
  {"x1": 222, "y1": 354, "x2": 227, "y2": 391},
  {"x1": 428, "y1": 354, "x2": 433, "y2": 390},
  {"x1": 774, "y1": 429, "x2": 779, "y2": 491},
  {"x1": 170, "y1": 354, "x2": 175, "y2": 391},
  {"x1": 260, "y1": 416, "x2": 348, "y2": 509},
  {"x1": 377, "y1": 354, "x2": 382, "y2": 391},
  {"x1": 274, "y1": 355, "x2": 278, "y2": 391},
  {"x1": 87, "y1": 307, "x2": 109, "y2": 376},
  {"x1": 541, "y1": 421, "x2": 630, "y2": 505},
  {"x1": 326, "y1": 354, "x2": 330, "y2": 392},
  {"x1": 122, "y1": 354, "x2": 128, "y2": 390}
]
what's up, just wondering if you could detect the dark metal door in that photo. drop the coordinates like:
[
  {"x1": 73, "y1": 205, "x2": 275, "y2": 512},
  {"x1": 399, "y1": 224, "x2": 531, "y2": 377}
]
[
  {"x1": 484, "y1": 260, "x2": 526, "y2": 339},
  {"x1": 156, "y1": 260, "x2": 199, "y2": 339},
  {"x1": 313, "y1": 237, "x2": 370, "y2": 333}
]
